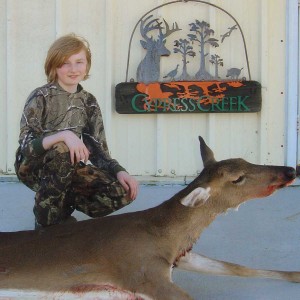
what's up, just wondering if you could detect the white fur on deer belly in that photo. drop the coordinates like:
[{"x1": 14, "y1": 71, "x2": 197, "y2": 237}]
[{"x1": 0, "y1": 287, "x2": 151, "y2": 300}]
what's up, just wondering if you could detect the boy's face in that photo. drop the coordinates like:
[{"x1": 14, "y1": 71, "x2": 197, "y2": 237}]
[{"x1": 56, "y1": 49, "x2": 88, "y2": 93}]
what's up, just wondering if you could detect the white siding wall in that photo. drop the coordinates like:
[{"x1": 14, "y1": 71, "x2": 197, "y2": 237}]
[{"x1": 0, "y1": 0, "x2": 291, "y2": 176}]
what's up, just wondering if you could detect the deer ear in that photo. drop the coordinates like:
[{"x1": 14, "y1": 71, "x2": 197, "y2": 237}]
[
  {"x1": 199, "y1": 136, "x2": 216, "y2": 167},
  {"x1": 180, "y1": 187, "x2": 210, "y2": 208}
]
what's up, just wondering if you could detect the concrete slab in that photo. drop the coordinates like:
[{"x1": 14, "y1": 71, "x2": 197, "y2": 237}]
[{"x1": 0, "y1": 181, "x2": 300, "y2": 299}]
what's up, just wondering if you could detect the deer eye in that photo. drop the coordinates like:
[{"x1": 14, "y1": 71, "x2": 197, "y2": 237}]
[{"x1": 232, "y1": 175, "x2": 245, "y2": 185}]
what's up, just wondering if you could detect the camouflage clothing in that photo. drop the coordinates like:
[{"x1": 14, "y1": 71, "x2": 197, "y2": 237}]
[{"x1": 15, "y1": 82, "x2": 132, "y2": 226}]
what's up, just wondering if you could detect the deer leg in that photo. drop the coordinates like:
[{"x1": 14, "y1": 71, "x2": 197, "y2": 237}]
[
  {"x1": 134, "y1": 269, "x2": 193, "y2": 300},
  {"x1": 141, "y1": 281, "x2": 193, "y2": 300},
  {"x1": 176, "y1": 252, "x2": 300, "y2": 283}
]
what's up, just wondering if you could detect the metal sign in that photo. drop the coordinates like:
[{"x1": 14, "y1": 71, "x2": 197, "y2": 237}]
[
  {"x1": 116, "y1": 81, "x2": 261, "y2": 114},
  {"x1": 116, "y1": 1, "x2": 261, "y2": 114}
]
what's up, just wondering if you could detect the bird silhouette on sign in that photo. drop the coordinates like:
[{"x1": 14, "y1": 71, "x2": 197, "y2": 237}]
[
  {"x1": 220, "y1": 25, "x2": 238, "y2": 43},
  {"x1": 163, "y1": 64, "x2": 179, "y2": 81}
]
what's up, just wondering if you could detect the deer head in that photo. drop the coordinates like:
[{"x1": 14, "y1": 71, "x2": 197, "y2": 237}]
[{"x1": 193, "y1": 136, "x2": 296, "y2": 212}]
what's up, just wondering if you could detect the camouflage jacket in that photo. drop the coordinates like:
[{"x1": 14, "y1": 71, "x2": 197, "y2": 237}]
[{"x1": 17, "y1": 82, "x2": 126, "y2": 175}]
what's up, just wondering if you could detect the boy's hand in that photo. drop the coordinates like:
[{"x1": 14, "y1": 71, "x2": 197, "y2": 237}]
[
  {"x1": 117, "y1": 171, "x2": 139, "y2": 200},
  {"x1": 62, "y1": 131, "x2": 89, "y2": 164},
  {"x1": 42, "y1": 130, "x2": 89, "y2": 164}
]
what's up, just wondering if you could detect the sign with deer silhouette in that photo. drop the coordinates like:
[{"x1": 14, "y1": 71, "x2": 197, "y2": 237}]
[
  {"x1": 116, "y1": 81, "x2": 261, "y2": 113},
  {"x1": 116, "y1": 2, "x2": 261, "y2": 114}
]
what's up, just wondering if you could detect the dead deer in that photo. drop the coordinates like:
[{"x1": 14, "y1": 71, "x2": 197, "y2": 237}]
[{"x1": 0, "y1": 136, "x2": 299, "y2": 300}]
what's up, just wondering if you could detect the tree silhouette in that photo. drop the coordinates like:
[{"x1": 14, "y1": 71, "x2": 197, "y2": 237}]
[
  {"x1": 173, "y1": 38, "x2": 196, "y2": 80},
  {"x1": 188, "y1": 20, "x2": 219, "y2": 80},
  {"x1": 209, "y1": 54, "x2": 223, "y2": 79}
]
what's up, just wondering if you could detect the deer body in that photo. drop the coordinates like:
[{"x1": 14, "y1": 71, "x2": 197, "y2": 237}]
[
  {"x1": 0, "y1": 195, "x2": 215, "y2": 296},
  {"x1": 0, "y1": 137, "x2": 299, "y2": 300}
]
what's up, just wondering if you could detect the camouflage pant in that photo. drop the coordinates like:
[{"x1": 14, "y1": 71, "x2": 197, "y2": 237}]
[{"x1": 15, "y1": 142, "x2": 131, "y2": 226}]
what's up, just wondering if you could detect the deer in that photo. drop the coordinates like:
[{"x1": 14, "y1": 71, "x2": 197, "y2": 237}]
[
  {"x1": 0, "y1": 136, "x2": 299, "y2": 300},
  {"x1": 136, "y1": 15, "x2": 181, "y2": 83}
]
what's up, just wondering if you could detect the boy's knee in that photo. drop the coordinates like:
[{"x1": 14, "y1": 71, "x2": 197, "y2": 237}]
[
  {"x1": 53, "y1": 142, "x2": 69, "y2": 154},
  {"x1": 43, "y1": 142, "x2": 73, "y2": 175}
]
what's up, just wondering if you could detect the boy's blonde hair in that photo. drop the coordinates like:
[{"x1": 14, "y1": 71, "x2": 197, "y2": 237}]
[{"x1": 44, "y1": 33, "x2": 91, "y2": 83}]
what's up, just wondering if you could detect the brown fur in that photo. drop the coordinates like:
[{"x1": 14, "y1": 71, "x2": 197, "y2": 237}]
[{"x1": 0, "y1": 136, "x2": 298, "y2": 300}]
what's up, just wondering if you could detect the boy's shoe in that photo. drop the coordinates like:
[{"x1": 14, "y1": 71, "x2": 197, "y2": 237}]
[{"x1": 34, "y1": 219, "x2": 43, "y2": 230}]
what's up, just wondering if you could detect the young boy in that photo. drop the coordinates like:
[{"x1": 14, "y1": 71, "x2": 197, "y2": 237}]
[{"x1": 15, "y1": 34, "x2": 138, "y2": 227}]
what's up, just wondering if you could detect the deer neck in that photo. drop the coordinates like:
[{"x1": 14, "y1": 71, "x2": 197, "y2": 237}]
[
  {"x1": 147, "y1": 196, "x2": 216, "y2": 264},
  {"x1": 152, "y1": 185, "x2": 231, "y2": 264}
]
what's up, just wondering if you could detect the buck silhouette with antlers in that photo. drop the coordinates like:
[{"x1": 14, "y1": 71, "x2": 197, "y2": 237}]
[{"x1": 136, "y1": 15, "x2": 181, "y2": 83}]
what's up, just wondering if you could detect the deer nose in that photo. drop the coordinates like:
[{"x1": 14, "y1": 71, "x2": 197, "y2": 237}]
[{"x1": 286, "y1": 167, "x2": 296, "y2": 179}]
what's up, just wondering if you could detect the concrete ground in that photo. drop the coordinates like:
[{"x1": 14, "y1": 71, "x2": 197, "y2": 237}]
[{"x1": 0, "y1": 180, "x2": 300, "y2": 300}]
